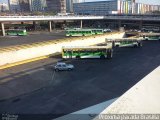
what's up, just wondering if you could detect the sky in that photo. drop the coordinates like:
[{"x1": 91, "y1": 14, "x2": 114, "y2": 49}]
[{"x1": 0, "y1": 0, "x2": 160, "y2": 5}]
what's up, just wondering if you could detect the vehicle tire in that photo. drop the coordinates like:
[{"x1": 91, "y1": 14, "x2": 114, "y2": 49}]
[
  {"x1": 76, "y1": 55, "x2": 80, "y2": 59},
  {"x1": 133, "y1": 44, "x2": 138, "y2": 48},
  {"x1": 138, "y1": 42, "x2": 142, "y2": 47},
  {"x1": 55, "y1": 68, "x2": 59, "y2": 72},
  {"x1": 100, "y1": 55, "x2": 105, "y2": 59},
  {"x1": 112, "y1": 41, "x2": 115, "y2": 48},
  {"x1": 107, "y1": 49, "x2": 113, "y2": 59},
  {"x1": 116, "y1": 45, "x2": 119, "y2": 47},
  {"x1": 68, "y1": 68, "x2": 72, "y2": 71},
  {"x1": 145, "y1": 39, "x2": 148, "y2": 41}
]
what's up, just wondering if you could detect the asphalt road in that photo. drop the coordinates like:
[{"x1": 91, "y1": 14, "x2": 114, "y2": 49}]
[
  {"x1": 0, "y1": 31, "x2": 68, "y2": 48},
  {"x1": 0, "y1": 41, "x2": 160, "y2": 120}
]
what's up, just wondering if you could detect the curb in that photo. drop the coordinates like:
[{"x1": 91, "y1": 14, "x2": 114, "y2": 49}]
[{"x1": 0, "y1": 55, "x2": 49, "y2": 70}]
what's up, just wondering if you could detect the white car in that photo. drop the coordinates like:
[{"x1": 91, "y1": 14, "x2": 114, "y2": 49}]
[
  {"x1": 54, "y1": 62, "x2": 74, "y2": 71},
  {"x1": 104, "y1": 29, "x2": 112, "y2": 33}
]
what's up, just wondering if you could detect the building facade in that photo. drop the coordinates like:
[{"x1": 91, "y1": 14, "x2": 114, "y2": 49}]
[
  {"x1": 66, "y1": 0, "x2": 85, "y2": 13},
  {"x1": 118, "y1": 0, "x2": 160, "y2": 14},
  {"x1": 73, "y1": 0, "x2": 160, "y2": 15},
  {"x1": 73, "y1": 0, "x2": 85, "y2": 3},
  {"x1": 19, "y1": 0, "x2": 30, "y2": 12},
  {"x1": 46, "y1": 0, "x2": 66, "y2": 13},
  {"x1": 66, "y1": 0, "x2": 73, "y2": 12},
  {"x1": 9, "y1": 0, "x2": 20, "y2": 12},
  {"x1": 73, "y1": 0, "x2": 118, "y2": 15},
  {"x1": 0, "y1": 3, "x2": 9, "y2": 12},
  {"x1": 30, "y1": 0, "x2": 46, "y2": 11}
]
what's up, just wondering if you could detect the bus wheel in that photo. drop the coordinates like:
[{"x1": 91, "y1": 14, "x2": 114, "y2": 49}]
[
  {"x1": 76, "y1": 56, "x2": 80, "y2": 59},
  {"x1": 115, "y1": 45, "x2": 119, "y2": 47},
  {"x1": 107, "y1": 50, "x2": 113, "y2": 59},
  {"x1": 100, "y1": 55, "x2": 105, "y2": 59},
  {"x1": 138, "y1": 42, "x2": 142, "y2": 47},
  {"x1": 134, "y1": 44, "x2": 138, "y2": 48},
  {"x1": 68, "y1": 68, "x2": 72, "y2": 71}
]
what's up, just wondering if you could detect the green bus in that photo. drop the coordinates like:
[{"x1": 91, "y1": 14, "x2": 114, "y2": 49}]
[
  {"x1": 65, "y1": 28, "x2": 104, "y2": 36},
  {"x1": 106, "y1": 38, "x2": 143, "y2": 48},
  {"x1": 143, "y1": 36, "x2": 160, "y2": 41},
  {"x1": 6, "y1": 29, "x2": 27, "y2": 36},
  {"x1": 91, "y1": 29, "x2": 104, "y2": 35},
  {"x1": 62, "y1": 46, "x2": 113, "y2": 59}
]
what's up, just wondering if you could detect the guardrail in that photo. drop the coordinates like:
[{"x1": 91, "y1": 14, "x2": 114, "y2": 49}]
[
  {"x1": 104, "y1": 15, "x2": 160, "y2": 21},
  {"x1": 0, "y1": 15, "x2": 160, "y2": 22}
]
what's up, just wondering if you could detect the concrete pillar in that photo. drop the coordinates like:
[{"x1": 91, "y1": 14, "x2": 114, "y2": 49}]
[
  {"x1": 52, "y1": 22, "x2": 56, "y2": 30},
  {"x1": 139, "y1": 21, "x2": 143, "y2": 29},
  {"x1": 118, "y1": 20, "x2": 121, "y2": 29},
  {"x1": 48, "y1": 21, "x2": 52, "y2": 32},
  {"x1": 1, "y1": 22, "x2": 5, "y2": 36},
  {"x1": 80, "y1": 20, "x2": 83, "y2": 28},
  {"x1": 33, "y1": 21, "x2": 36, "y2": 30}
]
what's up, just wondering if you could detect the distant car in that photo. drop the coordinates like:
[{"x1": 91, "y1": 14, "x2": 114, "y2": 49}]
[
  {"x1": 104, "y1": 29, "x2": 112, "y2": 33},
  {"x1": 54, "y1": 62, "x2": 74, "y2": 71}
]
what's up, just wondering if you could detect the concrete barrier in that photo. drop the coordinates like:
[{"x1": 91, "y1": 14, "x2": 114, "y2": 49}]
[
  {"x1": 93, "y1": 66, "x2": 160, "y2": 118},
  {"x1": 0, "y1": 32, "x2": 125, "y2": 68}
]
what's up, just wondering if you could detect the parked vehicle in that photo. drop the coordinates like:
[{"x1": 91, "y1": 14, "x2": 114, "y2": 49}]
[
  {"x1": 104, "y1": 29, "x2": 112, "y2": 33},
  {"x1": 54, "y1": 62, "x2": 74, "y2": 71},
  {"x1": 6, "y1": 29, "x2": 27, "y2": 36}
]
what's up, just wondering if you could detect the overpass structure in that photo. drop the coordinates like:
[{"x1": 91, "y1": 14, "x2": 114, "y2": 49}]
[
  {"x1": 139, "y1": 32, "x2": 160, "y2": 36},
  {"x1": 0, "y1": 15, "x2": 160, "y2": 22},
  {"x1": 0, "y1": 15, "x2": 160, "y2": 36}
]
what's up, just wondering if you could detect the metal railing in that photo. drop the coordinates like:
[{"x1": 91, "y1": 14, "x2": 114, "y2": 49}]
[{"x1": 0, "y1": 15, "x2": 160, "y2": 21}]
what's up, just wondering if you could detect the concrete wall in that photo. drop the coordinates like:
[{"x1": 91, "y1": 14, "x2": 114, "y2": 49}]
[
  {"x1": 0, "y1": 32, "x2": 125, "y2": 67},
  {"x1": 93, "y1": 66, "x2": 160, "y2": 116}
]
